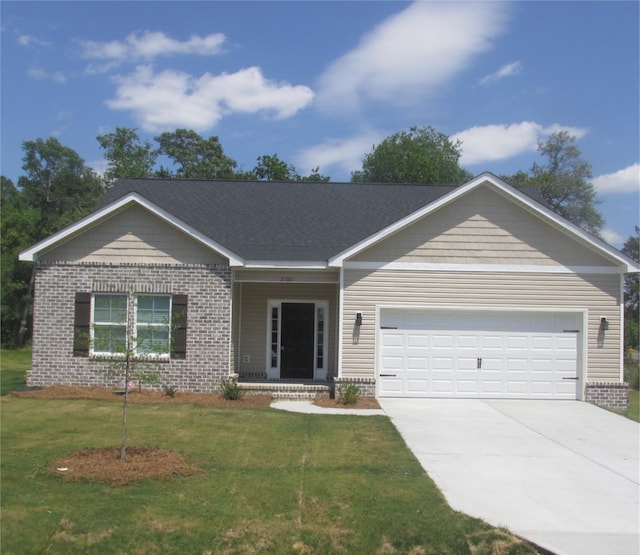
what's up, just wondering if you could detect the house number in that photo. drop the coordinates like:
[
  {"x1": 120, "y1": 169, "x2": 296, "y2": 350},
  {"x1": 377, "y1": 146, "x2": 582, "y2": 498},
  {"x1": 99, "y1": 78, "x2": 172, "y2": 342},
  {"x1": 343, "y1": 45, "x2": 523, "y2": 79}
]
[{"x1": 280, "y1": 276, "x2": 294, "y2": 282}]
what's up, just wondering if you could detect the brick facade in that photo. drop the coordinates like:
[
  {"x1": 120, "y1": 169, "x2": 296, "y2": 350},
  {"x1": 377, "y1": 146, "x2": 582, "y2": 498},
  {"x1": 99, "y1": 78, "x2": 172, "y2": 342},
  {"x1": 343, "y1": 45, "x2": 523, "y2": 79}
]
[
  {"x1": 29, "y1": 262, "x2": 232, "y2": 393},
  {"x1": 585, "y1": 382, "x2": 629, "y2": 411},
  {"x1": 333, "y1": 377, "x2": 376, "y2": 397}
]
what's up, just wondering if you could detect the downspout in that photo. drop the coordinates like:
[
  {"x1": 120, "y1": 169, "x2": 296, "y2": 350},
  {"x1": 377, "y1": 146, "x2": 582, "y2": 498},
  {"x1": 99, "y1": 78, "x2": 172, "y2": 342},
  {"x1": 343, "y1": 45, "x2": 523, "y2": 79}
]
[{"x1": 619, "y1": 272, "x2": 625, "y2": 383}]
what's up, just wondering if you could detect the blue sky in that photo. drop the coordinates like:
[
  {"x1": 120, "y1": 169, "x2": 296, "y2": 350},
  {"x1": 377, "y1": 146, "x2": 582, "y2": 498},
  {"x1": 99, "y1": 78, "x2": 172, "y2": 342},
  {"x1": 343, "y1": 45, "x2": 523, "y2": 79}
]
[{"x1": 2, "y1": 1, "x2": 638, "y2": 247}]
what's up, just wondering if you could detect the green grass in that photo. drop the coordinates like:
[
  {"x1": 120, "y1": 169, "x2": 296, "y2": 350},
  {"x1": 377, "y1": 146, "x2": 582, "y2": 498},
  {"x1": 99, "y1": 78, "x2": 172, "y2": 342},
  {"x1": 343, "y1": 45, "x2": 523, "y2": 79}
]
[
  {"x1": 1, "y1": 347, "x2": 30, "y2": 395},
  {"x1": 623, "y1": 360, "x2": 639, "y2": 422},
  {"x1": 0, "y1": 396, "x2": 538, "y2": 554}
]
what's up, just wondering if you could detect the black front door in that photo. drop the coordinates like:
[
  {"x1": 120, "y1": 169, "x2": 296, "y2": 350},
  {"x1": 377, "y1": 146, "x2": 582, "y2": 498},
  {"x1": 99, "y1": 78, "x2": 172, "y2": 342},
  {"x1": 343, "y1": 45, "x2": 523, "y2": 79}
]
[{"x1": 281, "y1": 303, "x2": 315, "y2": 379}]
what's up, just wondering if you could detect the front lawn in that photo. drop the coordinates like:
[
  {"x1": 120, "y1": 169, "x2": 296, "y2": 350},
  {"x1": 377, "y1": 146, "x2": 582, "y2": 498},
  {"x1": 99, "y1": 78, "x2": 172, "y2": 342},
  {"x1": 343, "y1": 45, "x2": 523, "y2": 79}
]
[
  {"x1": 0, "y1": 347, "x2": 29, "y2": 395},
  {"x1": 0, "y1": 395, "x2": 538, "y2": 554}
]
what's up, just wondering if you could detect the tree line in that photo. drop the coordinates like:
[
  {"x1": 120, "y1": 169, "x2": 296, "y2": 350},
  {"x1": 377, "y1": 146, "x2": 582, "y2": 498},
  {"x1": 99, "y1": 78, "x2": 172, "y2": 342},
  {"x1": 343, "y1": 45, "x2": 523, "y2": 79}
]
[{"x1": 1, "y1": 126, "x2": 637, "y2": 348}]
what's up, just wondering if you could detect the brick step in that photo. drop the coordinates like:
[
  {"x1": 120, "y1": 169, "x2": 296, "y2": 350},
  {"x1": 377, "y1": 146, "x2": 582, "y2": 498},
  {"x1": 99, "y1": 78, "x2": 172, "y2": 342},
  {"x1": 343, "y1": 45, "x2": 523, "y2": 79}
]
[{"x1": 238, "y1": 381, "x2": 331, "y2": 400}]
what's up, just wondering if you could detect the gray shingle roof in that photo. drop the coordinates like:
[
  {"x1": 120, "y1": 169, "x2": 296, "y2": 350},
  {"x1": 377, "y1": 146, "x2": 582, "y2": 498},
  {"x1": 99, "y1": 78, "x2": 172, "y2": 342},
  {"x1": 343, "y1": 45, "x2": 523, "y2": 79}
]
[{"x1": 100, "y1": 178, "x2": 457, "y2": 261}]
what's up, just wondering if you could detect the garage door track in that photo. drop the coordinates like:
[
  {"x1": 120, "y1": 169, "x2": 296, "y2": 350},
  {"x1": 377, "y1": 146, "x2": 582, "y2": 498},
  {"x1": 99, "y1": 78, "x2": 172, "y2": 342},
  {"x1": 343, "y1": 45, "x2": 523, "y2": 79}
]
[{"x1": 380, "y1": 399, "x2": 639, "y2": 555}]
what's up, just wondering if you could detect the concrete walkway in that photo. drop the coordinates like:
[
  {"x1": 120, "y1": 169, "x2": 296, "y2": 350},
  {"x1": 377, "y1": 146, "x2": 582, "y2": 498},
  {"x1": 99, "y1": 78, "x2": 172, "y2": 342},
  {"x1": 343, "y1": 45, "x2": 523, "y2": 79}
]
[
  {"x1": 379, "y1": 399, "x2": 640, "y2": 555},
  {"x1": 270, "y1": 399, "x2": 385, "y2": 416}
]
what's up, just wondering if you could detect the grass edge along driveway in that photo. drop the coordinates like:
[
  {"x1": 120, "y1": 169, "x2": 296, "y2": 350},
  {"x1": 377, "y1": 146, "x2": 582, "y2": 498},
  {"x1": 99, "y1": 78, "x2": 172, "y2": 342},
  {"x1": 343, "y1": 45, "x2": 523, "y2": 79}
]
[{"x1": 0, "y1": 395, "x2": 540, "y2": 554}]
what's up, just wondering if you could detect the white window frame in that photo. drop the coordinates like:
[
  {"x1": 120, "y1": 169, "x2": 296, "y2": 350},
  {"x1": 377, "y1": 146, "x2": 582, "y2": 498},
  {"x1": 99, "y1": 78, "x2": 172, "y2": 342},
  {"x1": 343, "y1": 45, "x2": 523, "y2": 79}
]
[
  {"x1": 134, "y1": 294, "x2": 172, "y2": 359},
  {"x1": 91, "y1": 293, "x2": 128, "y2": 357},
  {"x1": 90, "y1": 293, "x2": 172, "y2": 359},
  {"x1": 265, "y1": 299, "x2": 329, "y2": 380}
]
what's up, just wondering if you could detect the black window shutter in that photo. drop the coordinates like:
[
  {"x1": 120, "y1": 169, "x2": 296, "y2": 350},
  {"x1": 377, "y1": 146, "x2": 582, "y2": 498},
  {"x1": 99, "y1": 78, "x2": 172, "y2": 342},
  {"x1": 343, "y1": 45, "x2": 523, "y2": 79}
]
[
  {"x1": 171, "y1": 294, "x2": 188, "y2": 359},
  {"x1": 73, "y1": 292, "x2": 91, "y2": 357}
]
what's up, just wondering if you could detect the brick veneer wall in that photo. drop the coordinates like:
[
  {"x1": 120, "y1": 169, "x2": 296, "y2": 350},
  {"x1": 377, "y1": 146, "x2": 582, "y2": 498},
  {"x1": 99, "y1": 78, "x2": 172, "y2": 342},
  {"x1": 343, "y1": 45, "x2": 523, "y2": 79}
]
[
  {"x1": 585, "y1": 382, "x2": 629, "y2": 411},
  {"x1": 333, "y1": 377, "x2": 376, "y2": 397},
  {"x1": 29, "y1": 262, "x2": 232, "y2": 393}
]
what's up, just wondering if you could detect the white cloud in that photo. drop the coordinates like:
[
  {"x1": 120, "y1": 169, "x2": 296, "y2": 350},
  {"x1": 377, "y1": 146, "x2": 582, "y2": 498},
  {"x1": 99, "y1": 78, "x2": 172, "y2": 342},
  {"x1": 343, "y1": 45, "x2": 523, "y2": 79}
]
[
  {"x1": 18, "y1": 34, "x2": 51, "y2": 47},
  {"x1": 479, "y1": 61, "x2": 522, "y2": 85},
  {"x1": 27, "y1": 66, "x2": 66, "y2": 83},
  {"x1": 106, "y1": 65, "x2": 314, "y2": 132},
  {"x1": 296, "y1": 131, "x2": 385, "y2": 178},
  {"x1": 591, "y1": 164, "x2": 640, "y2": 194},
  {"x1": 453, "y1": 122, "x2": 589, "y2": 165},
  {"x1": 600, "y1": 228, "x2": 626, "y2": 247},
  {"x1": 80, "y1": 31, "x2": 226, "y2": 61},
  {"x1": 317, "y1": 2, "x2": 509, "y2": 113}
]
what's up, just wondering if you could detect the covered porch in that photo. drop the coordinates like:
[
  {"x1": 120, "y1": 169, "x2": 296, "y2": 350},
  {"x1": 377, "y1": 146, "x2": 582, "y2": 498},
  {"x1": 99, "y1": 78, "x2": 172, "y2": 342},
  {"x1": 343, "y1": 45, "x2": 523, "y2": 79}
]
[{"x1": 231, "y1": 269, "x2": 340, "y2": 396}]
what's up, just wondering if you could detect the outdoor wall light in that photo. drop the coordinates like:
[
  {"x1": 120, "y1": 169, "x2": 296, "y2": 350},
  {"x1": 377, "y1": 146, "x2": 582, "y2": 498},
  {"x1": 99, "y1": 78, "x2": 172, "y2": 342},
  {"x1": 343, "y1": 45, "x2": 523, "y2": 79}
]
[
  {"x1": 600, "y1": 317, "x2": 609, "y2": 331},
  {"x1": 355, "y1": 312, "x2": 363, "y2": 326}
]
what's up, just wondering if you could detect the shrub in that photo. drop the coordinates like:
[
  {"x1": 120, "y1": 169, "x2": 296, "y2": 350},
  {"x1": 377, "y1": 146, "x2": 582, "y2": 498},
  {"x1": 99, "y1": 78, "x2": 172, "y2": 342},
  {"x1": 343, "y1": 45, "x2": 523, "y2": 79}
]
[
  {"x1": 337, "y1": 382, "x2": 360, "y2": 405},
  {"x1": 219, "y1": 378, "x2": 244, "y2": 400},
  {"x1": 163, "y1": 385, "x2": 177, "y2": 397}
]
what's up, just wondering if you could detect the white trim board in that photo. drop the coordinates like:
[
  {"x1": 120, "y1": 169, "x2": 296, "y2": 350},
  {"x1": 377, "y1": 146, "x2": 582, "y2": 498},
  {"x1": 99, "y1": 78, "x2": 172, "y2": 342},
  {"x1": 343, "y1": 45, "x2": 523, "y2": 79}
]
[{"x1": 344, "y1": 261, "x2": 626, "y2": 274}]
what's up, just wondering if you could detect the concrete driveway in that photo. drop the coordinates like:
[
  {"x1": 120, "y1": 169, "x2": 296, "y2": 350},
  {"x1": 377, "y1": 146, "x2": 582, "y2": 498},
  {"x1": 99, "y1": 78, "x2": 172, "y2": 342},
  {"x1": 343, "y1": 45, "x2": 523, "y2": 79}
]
[{"x1": 379, "y1": 399, "x2": 639, "y2": 555}]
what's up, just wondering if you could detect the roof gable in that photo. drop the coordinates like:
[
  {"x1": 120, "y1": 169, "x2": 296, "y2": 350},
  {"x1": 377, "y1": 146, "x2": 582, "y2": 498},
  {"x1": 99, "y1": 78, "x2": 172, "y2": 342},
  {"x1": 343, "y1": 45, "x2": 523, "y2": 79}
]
[
  {"x1": 19, "y1": 193, "x2": 244, "y2": 265},
  {"x1": 329, "y1": 173, "x2": 639, "y2": 272}
]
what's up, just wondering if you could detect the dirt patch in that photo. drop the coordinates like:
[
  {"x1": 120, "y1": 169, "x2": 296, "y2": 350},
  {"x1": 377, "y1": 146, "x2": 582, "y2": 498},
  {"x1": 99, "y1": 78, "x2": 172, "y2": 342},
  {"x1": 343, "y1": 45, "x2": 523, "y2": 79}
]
[
  {"x1": 11, "y1": 385, "x2": 272, "y2": 408},
  {"x1": 50, "y1": 447, "x2": 202, "y2": 486}
]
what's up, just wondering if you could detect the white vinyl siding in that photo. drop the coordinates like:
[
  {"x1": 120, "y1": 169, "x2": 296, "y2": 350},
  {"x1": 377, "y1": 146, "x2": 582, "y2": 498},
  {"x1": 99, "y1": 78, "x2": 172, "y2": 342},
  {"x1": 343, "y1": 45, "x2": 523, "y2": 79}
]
[
  {"x1": 40, "y1": 204, "x2": 227, "y2": 265},
  {"x1": 341, "y1": 269, "x2": 621, "y2": 382}
]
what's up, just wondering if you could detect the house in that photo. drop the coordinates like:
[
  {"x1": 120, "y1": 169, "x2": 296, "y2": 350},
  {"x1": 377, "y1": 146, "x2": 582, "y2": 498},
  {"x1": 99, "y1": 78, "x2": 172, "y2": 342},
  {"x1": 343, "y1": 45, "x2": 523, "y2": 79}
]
[{"x1": 19, "y1": 173, "x2": 639, "y2": 410}]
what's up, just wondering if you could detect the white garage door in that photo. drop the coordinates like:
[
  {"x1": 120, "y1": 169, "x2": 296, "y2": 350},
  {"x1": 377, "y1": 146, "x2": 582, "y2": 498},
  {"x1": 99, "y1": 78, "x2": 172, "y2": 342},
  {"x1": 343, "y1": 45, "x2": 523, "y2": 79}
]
[{"x1": 379, "y1": 309, "x2": 581, "y2": 399}]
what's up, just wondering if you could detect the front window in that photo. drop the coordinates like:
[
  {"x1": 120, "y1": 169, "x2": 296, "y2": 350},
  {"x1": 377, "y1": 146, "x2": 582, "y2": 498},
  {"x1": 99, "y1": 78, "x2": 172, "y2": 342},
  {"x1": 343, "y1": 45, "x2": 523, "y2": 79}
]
[
  {"x1": 91, "y1": 294, "x2": 171, "y2": 357},
  {"x1": 136, "y1": 295, "x2": 171, "y2": 356},
  {"x1": 93, "y1": 294, "x2": 127, "y2": 354}
]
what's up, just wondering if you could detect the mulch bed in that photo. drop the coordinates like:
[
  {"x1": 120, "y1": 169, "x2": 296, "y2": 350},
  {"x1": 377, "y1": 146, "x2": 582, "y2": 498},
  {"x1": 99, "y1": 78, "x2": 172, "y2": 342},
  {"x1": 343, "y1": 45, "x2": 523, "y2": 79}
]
[
  {"x1": 50, "y1": 447, "x2": 202, "y2": 486},
  {"x1": 11, "y1": 385, "x2": 273, "y2": 408},
  {"x1": 11, "y1": 385, "x2": 381, "y2": 409}
]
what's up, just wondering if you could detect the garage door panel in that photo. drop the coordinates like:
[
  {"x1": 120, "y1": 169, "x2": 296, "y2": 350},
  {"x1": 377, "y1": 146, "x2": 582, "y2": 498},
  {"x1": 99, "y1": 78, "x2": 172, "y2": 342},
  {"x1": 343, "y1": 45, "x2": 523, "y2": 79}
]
[
  {"x1": 432, "y1": 334, "x2": 454, "y2": 348},
  {"x1": 406, "y1": 379, "x2": 429, "y2": 393},
  {"x1": 432, "y1": 357, "x2": 453, "y2": 370},
  {"x1": 379, "y1": 310, "x2": 580, "y2": 399},
  {"x1": 407, "y1": 357, "x2": 428, "y2": 369},
  {"x1": 432, "y1": 380, "x2": 454, "y2": 393},
  {"x1": 457, "y1": 357, "x2": 477, "y2": 370}
]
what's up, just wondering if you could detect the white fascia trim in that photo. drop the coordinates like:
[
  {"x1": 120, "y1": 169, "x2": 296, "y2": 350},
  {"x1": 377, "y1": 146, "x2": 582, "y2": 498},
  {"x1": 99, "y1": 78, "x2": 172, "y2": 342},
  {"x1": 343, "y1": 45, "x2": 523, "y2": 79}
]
[
  {"x1": 19, "y1": 193, "x2": 245, "y2": 266},
  {"x1": 344, "y1": 261, "x2": 626, "y2": 275},
  {"x1": 243, "y1": 261, "x2": 329, "y2": 269},
  {"x1": 329, "y1": 172, "x2": 640, "y2": 273}
]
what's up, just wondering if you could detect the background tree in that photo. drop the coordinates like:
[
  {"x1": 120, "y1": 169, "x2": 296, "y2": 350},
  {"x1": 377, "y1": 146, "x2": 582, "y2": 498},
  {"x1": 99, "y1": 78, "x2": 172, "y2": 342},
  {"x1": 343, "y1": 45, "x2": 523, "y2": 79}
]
[
  {"x1": 1, "y1": 177, "x2": 38, "y2": 346},
  {"x1": 351, "y1": 126, "x2": 472, "y2": 184},
  {"x1": 19, "y1": 138, "x2": 104, "y2": 237},
  {"x1": 622, "y1": 226, "x2": 639, "y2": 351},
  {"x1": 155, "y1": 129, "x2": 237, "y2": 179},
  {"x1": 237, "y1": 154, "x2": 330, "y2": 182},
  {"x1": 7, "y1": 138, "x2": 104, "y2": 346},
  {"x1": 97, "y1": 127, "x2": 157, "y2": 185},
  {"x1": 505, "y1": 132, "x2": 604, "y2": 235}
]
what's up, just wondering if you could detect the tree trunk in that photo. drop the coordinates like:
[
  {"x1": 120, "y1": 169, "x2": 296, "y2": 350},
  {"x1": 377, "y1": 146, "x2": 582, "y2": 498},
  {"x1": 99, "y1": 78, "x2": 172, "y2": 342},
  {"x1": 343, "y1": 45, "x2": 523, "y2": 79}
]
[
  {"x1": 120, "y1": 353, "x2": 130, "y2": 461},
  {"x1": 17, "y1": 266, "x2": 36, "y2": 347}
]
